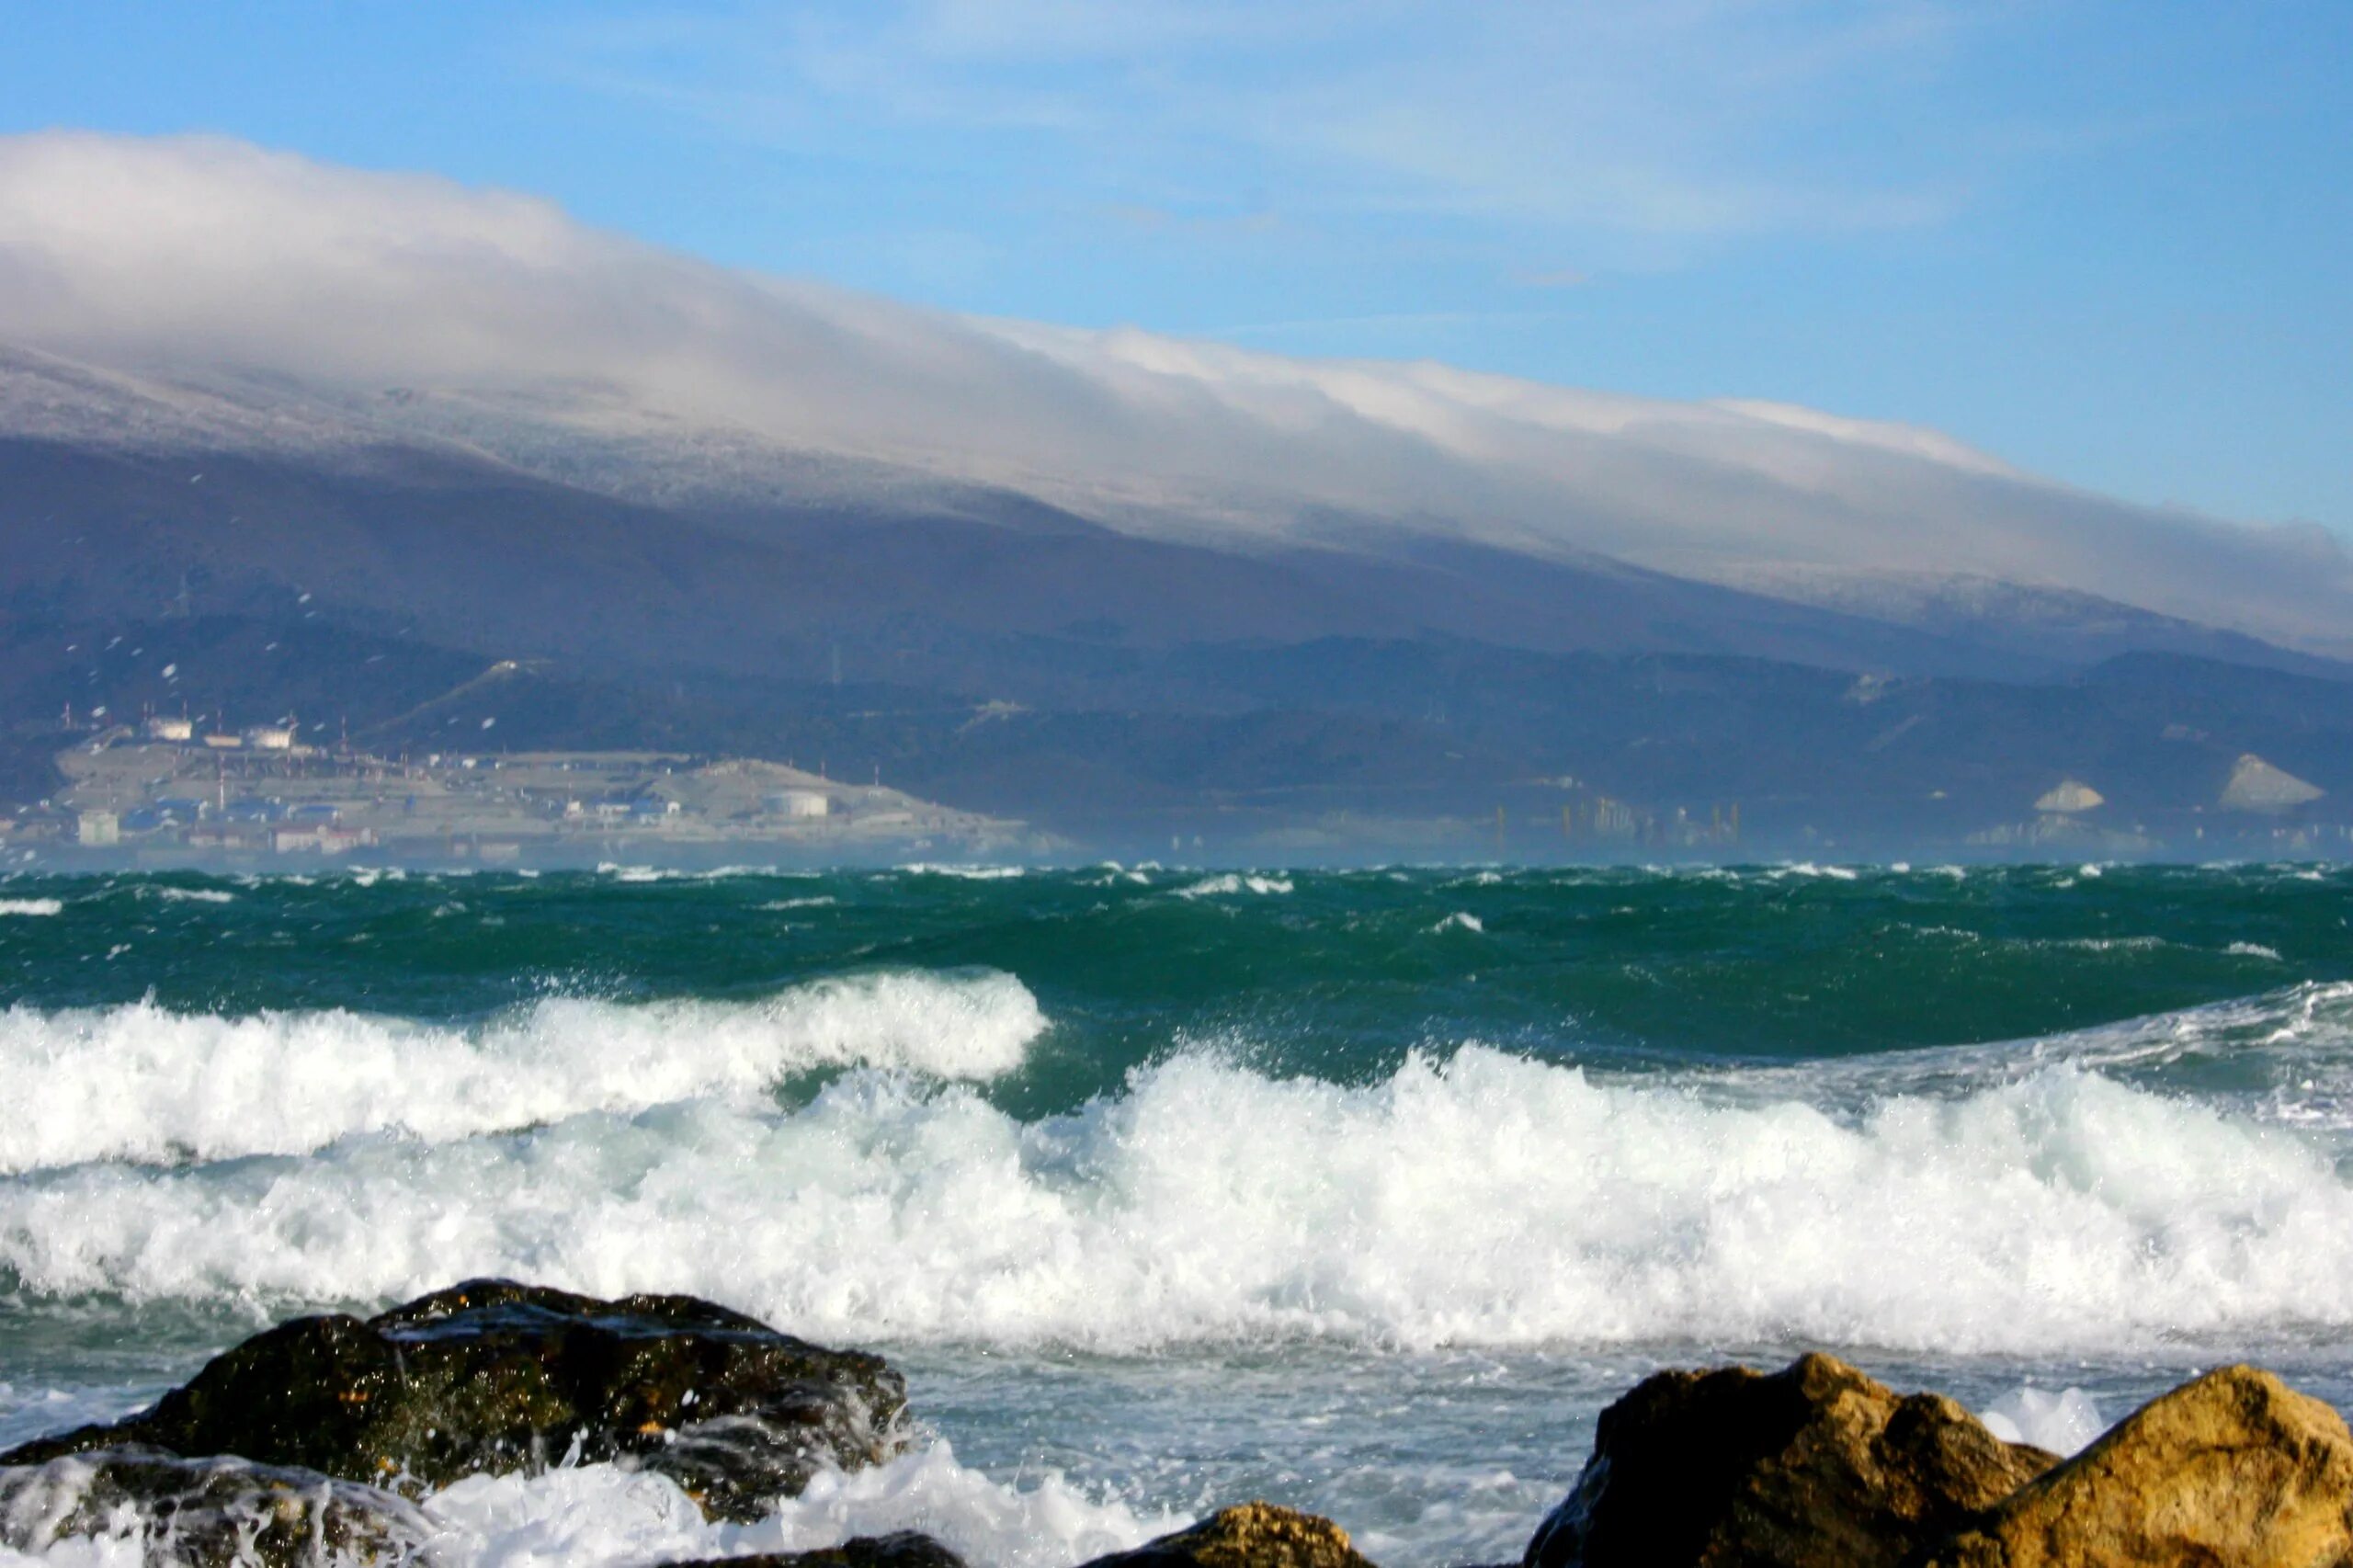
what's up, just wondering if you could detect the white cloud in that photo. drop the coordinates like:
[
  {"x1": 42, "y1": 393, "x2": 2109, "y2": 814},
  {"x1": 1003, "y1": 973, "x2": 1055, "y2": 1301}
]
[
  {"x1": 540, "y1": 0, "x2": 1986, "y2": 239},
  {"x1": 0, "y1": 131, "x2": 2345, "y2": 652}
]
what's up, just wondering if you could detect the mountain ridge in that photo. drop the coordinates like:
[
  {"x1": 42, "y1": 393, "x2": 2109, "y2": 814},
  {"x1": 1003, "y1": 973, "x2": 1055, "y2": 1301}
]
[{"x1": 2, "y1": 132, "x2": 2347, "y2": 660}]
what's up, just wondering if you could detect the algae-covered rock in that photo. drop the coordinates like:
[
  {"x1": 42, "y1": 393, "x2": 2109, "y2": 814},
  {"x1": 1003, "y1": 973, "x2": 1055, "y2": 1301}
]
[
  {"x1": 0, "y1": 1279, "x2": 906, "y2": 1523},
  {"x1": 1522, "y1": 1352, "x2": 2055, "y2": 1568},
  {"x1": 1079, "y1": 1503, "x2": 1379, "y2": 1568},
  {"x1": 0, "y1": 1447, "x2": 436, "y2": 1567},
  {"x1": 656, "y1": 1531, "x2": 970, "y2": 1568},
  {"x1": 1924, "y1": 1364, "x2": 2353, "y2": 1568}
]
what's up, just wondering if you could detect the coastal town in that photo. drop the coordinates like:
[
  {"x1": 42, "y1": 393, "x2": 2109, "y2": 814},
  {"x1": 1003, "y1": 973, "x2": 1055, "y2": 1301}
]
[{"x1": 4, "y1": 711, "x2": 1036, "y2": 864}]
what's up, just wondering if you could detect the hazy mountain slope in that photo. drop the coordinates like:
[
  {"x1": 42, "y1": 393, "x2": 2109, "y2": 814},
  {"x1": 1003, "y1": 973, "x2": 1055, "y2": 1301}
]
[
  {"x1": 5, "y1": 134, "x2": 2349, "y2": 852},
  {"x1": 0, "y1": 423, "x2": 2092, "y2": 689},
  {"x1": 6, "y1": 339, "x2": 2340, "y2": 691},
  {"x1": 1, "y1": 132, "x2": 2347, "y2": 660}
]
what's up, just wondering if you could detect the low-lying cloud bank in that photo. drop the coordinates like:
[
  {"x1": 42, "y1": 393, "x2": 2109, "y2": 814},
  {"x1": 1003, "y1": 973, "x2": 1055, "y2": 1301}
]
[{"x1": 0, "y1": 131, "x2": 2345, "y2": 651}]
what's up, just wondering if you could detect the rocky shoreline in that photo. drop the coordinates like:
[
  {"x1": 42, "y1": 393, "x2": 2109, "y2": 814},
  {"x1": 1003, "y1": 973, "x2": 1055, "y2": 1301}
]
[{"x1": 4, "y1": 1281, "x2": 2349, "y2": 1567}]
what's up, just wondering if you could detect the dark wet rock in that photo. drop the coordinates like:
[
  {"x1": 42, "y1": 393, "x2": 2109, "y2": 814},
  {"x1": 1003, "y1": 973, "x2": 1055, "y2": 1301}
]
[
  {"x1": 1079, "y1": 1503, "x2": 1380, "y2": 1568},
  {"x1": 0, "y1": 1279, "x2": 905, "y2": 1524},
  {"x1": 1522, "y1": 1352, "x2": 2056, "y2": 1568},
  {"x1": 654, "y1": 1531, "x2": 970, "y2": 1568},
  {"x1": 1923, "y1": 1364, "x2": 2353, "y2": 1568},
  {"x1": 0, "y1": 1446, "x2": 436, "y2": 1567}
]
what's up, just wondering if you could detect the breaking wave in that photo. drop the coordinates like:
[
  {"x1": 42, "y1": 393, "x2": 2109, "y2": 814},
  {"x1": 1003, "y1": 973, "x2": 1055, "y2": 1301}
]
[
  {"x1": 0, "y1": 971, "x2": 1047, "y2": 1173},
  {"x1": 1174, "y1": 874, "x2": 1293, "y2": 899},
  {"x1": 10, "y1": 1040, "x2": 2353, "y2": 1357},
  {"x1": 0, "y1": 1443, "x2": 1162, "y2": 1568}
]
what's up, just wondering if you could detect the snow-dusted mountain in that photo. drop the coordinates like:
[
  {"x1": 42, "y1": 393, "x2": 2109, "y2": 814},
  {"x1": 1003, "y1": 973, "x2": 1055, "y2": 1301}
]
[
  {"x1": 1, "y1": 131, "x2": 2347, "y2": 664},
  {"x1": 4, "y1": 133, "x2": 2348, "y2": 849}
]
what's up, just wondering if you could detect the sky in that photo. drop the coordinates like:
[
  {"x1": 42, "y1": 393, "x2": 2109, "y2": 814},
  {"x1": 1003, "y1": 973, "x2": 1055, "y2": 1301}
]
[{"x1": 0, "y1": 1, "x2": 2346, "y2": 537}]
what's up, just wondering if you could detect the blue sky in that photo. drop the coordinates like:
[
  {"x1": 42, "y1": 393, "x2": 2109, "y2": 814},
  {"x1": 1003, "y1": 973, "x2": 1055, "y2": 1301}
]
[{"x1": 3, "y1": 1, "x2": 2347, "y2": 535}]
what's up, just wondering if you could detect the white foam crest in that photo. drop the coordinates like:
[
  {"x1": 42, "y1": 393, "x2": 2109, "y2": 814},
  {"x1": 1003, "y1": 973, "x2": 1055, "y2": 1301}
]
[
  {"x1": 14, "y1": 1046, "x2": 2353, "y2": 1356},
  {"x1": 584, "y1": 865, "x2": 796, "y2": 883},
  {"x1": 1432, "y1": 913, "x2": 1484, "y2": 934},
  {"x1": 898, "y1": 865, "x2": 1029, "y2": 881},
  {"x1": 0, "y1": 971, "x2": 1046, "y2": 1172},
  {"x1": 0, "y1": 1444, "x2": 1159, "y2": 1568},
  {"x1": 1978, "y1": 1386, "x2": 2106, "y2": 1457},
  {"x1": 0, "y1": 1535, "x2": 143, "y2": 1566},
  {"x1": 0, "y1": 901, "x2": 59, "y2": 917},
  {"x1": 0, "y1": 1452, "x2": 430, "y2": 1567},
  {"x1": 147, "y1": 887, "x2": 234, "y2": 903},
  {"x1": 727, "y1": 1443, "x2": 1166, "y2": 1568},
  {"x1": 1703, "y1": 982, "x2": 2353, "y2": 1124},
  {"x1": 1174, "y1": 874, "x2": 1294, "y2": 899}
]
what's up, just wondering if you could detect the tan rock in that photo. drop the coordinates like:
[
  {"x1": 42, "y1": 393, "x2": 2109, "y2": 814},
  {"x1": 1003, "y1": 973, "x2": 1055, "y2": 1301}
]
[
  {"x1": 1080, "y1": 1503, "x2": 1379, "y2": 1568},
  {"x1": 1522, "y1": 1352, "x2": 2055, "y2": 1568},
  {"x1": 1925, "y1": 1365, "x2": 2353, "y2": 1568}
]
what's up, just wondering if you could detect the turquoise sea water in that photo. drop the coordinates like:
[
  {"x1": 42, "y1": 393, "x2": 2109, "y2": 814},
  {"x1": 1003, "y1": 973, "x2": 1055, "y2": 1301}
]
[{"x1": 2, "y1": 862, "x2": 2351, "y2": 1563}]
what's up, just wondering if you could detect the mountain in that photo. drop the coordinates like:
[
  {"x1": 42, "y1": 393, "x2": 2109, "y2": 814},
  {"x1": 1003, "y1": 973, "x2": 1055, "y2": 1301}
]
[{"x1": 1, "y1": 133, "x2": 2348, "y2": 857}]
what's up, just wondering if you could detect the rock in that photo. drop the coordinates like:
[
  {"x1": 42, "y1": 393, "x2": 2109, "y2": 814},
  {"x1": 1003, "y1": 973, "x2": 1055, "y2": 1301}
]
[
  {"x1": 1522, "y1": 1352, "x2": 2055, "y2": 1568},
  {"x1": 1079, "y1": 1502, "x2": 1379, "y2": 1568},
  {"x1": 1924, "y1": 1364, "x2": 2353, "y2": 1567},
  {"x1": 657, "y1": 1532, "x2": 971, "y2": 1568},
  {"x1": 0, "y1": 1446, "x2": 436, "y2": 1568},
  {"x1": 0, "y1": 1279, "x2": 906, "y2": 1523}
]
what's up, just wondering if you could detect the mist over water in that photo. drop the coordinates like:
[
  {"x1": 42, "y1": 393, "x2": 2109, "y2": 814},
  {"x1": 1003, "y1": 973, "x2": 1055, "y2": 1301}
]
[{"x1": 3, "y1": 862, "x2": 2351, "y2": 1563}]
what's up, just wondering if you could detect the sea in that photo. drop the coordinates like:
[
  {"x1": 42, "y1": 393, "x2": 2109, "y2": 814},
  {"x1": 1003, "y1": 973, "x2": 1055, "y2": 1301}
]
[{"x1": 2, "y1": 860, "x2": 2351, "y2": 1566}]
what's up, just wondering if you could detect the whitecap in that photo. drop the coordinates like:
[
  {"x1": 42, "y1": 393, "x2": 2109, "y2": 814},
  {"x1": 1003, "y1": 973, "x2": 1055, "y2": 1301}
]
[
  {"x1": 1174, "y1": 874, "x2": 1294, "y2": 899},
  {"x1": 14, "y1": 1046, "x2": 2353, "y2": 1358},
  {"x1": 0, "y1": 970, "x2": 1048, "y2": 1172},
  {"x1": 898, "y1": 865, "x2": 1028, "y2": 881}
]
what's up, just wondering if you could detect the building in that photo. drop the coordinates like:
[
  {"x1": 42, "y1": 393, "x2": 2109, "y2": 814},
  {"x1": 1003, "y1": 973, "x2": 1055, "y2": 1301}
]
[
  {"x1": 274, "y1": 824, "x2": 377, "y2": 855},
  {"x1": 75, "y1": 810, "x2": 119, "y2": 846},
  {"x1": 145, "y1": 715, "x2": 194, "y2": 742},
  {"x1": 1590, "y1": 797, "x2": 1642, "y2": 840},
  {"x1": 187, "y1": 826, "x2": 266, "y2": 851},
  {"x1": 245, "y1": 726, "x2": 297, "y2": 752},
  {"x1": 767, "y1": 790, "x2": 831, "y2": 819}
]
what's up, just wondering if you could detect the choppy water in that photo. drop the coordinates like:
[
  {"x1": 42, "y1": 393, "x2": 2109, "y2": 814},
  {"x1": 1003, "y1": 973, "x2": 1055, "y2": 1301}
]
[{"x1": 2, "y1": 862, "x2": 2351, "y2": 1564}]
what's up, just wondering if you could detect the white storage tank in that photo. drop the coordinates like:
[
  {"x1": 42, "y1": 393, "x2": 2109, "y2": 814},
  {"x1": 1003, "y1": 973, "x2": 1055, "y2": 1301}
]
[{"x1": 767, "y1": 790, "x2": 831, "y2": 819}]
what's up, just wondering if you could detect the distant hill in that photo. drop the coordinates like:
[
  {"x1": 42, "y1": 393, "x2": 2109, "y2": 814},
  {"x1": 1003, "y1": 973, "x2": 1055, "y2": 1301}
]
[
  {"x1": 4, "y1": 347, "x2": 2350, "y2": 855},
  {"x1": 1, "y1": 128, "x2": 2348, "y2": 858}
]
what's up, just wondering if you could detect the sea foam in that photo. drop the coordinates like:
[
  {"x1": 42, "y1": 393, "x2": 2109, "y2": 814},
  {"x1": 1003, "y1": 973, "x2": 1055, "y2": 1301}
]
[
  {"x1": 0, "y1": 1444, "x2": 1158, "y2": 1568},
  {"x1": 9, "y1": 1045, "x2": 2353, "y2": 1357},
  {"x1": 1174, "y1": 875, "x2": 1293, "y2": 899},
  {"x1": 1979, "y1": 1386, "x2": 2107, "y2": 1457},
  {"x1": 0, "y1": 970, "x2": 1046, "y2": 1172}
]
